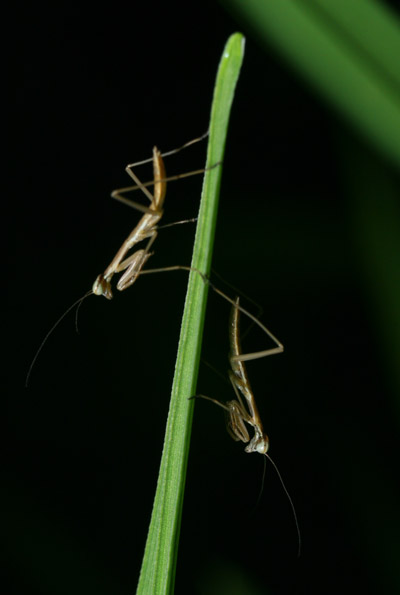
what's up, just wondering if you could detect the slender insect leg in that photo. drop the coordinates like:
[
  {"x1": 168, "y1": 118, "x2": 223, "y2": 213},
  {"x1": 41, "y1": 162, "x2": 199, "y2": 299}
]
[
  {"x1": 116, "y1": 250, "x2": 152, "y2": 292},
  {"x1": 228, "y1": 370, "x2": 248, "y2": 413},
  {"x1": 157, "y1": 218, "x2": 197, "y2": 230},
  {"x1": 190, "y1": 394, "x2": 231, "y2": 411},
  {"x1": 123, "y1": 131, "x2": 209, "y2": 169},
  {"x1": 112, "y1": 161, "x2": 222, "y2": 201},
  {"x1": 193, "y1": 394, "x2": 251, "y2": 444},
  {"x1": 111, "y1": 185, "x2": 159, "y2": 215},
  {"x1": 115, "y1": 230, "x2": 158, "y2": 291},
  {"x1": 138, "y1": 267, "x2": 284, "y2": 364},
  {"x1": 120, "y1": 164, "x2": 155, "y2": 203}
]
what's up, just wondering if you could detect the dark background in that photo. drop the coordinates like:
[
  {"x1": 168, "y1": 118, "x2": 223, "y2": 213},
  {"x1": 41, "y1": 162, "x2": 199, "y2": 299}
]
[{"x1": 7, "y1": 1, "x2": 400, "y2": 594}]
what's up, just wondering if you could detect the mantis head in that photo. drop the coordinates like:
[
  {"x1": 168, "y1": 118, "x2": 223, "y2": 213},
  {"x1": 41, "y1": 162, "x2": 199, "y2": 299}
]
[
  {"x1": 92, "y1": 274, "x2": 113, "y2": 300},
  {"x1": 245, "y1": 432, "x2": 269, "y2": 455}
]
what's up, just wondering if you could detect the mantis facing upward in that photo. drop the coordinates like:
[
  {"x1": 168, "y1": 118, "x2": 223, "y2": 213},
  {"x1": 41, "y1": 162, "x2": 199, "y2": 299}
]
[{"x1": 194, "y1": 297, "x2": 301, "y2": 556}]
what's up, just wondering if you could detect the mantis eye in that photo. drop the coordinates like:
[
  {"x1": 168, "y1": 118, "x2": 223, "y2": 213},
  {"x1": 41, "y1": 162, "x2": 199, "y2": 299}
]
[
  {"x1": 92, "y1": 275, "x2": 113, "y2": 300},
  {"x1": 256, "y1": 435, "x2": 269, "y2": 454}
]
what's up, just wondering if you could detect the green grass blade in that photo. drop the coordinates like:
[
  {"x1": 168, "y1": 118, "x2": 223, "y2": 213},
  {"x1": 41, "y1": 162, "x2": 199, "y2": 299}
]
[
  {"x1": 136, "y1": 32, "x2": 245, "y2": 595},
  {"x1": 223, "y1": 0, "x2": 400, "y2": 168}
]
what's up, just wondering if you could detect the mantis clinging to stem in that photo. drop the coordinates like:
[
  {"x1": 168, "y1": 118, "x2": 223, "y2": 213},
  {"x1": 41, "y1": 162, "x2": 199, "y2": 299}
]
[
  {"x1": 25, "y1": 132, "x2": 216, "y2": 385},
  {"x1": 193, "y1": 296, "x2": 301, "y2": 556},
  {"x1": 92, "y1": 131, "x2": 213, "y2": 299}
]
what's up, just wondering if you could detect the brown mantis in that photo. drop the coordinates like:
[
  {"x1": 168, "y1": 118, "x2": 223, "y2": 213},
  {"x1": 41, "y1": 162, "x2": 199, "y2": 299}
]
[
  {"x1": 25, "y1": 132, "x2": 214, "y2": 385},
  {"x1": 194, "y1": 296, "x2": 301, "y2": 556},
  {"x1": 92, "y1": 131, "x2": 211, "y2": 300}
]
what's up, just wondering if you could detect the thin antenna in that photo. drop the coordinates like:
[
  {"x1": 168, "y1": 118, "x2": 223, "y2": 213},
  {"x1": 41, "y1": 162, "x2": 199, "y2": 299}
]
[
  {"x1": 266, "y1": 453, "x2": 302, "y2": 557},
  {"x1": 25, "y1": 290, "x2": 92, "y2": 387},
  {"x1": 251, "y1": 454, "x2": 267, "y2": 513}
]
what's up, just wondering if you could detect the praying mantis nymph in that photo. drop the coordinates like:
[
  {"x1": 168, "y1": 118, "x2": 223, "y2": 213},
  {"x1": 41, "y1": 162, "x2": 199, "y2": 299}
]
[
  {"x1": 92, "y1": 131, "x2": 212, "y2": 299},
  {"x1": 193, "y1": 297, "x2": 301, "y2": 556},
  {"x1": 25, "y1": 132, "x2": 216, "y2": 385}
]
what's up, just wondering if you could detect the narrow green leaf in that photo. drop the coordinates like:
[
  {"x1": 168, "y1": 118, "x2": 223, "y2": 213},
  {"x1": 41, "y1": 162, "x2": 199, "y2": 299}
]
[{"x1": 136, "y1": 32, "x2": 245, "y2": 595}]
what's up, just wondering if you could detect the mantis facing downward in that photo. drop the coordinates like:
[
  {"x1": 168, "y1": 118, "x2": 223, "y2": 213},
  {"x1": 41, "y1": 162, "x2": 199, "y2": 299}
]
[
  {"x1": 26, "y1": 133, "x2": 212, "y2": 384},
  {"x1": 93, "y1": 132, "x2": 210, "y2": 299},
  {"x1": 194, "y1": 297, "x2": 301, "y2": 556}
]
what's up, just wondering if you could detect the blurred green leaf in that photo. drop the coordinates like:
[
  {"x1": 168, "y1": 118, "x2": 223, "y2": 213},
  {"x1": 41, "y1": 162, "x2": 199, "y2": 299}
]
[{"x1": 223, "y1": 0, "x2": 400, "y2": 168}]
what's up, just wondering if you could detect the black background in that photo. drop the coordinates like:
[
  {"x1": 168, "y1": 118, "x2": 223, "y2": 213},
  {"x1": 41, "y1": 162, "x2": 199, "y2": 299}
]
[{"x1": 7, "y1": 1, "x2": 400, "y2": 594}]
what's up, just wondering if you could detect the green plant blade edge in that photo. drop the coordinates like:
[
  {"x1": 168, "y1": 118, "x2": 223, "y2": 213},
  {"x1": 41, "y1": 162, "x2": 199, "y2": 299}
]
[{"x1": 136, "y1": 32, "x2": 245, "y2": 595}]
